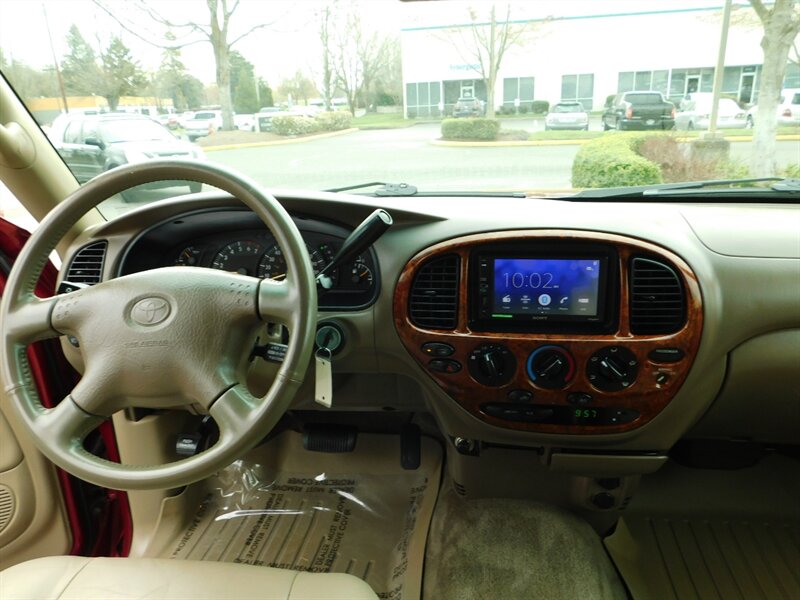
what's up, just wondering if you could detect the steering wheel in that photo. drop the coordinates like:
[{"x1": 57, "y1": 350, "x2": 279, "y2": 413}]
[{"x1": 0, "y1": 160, "x2": 317, "y2": 490}]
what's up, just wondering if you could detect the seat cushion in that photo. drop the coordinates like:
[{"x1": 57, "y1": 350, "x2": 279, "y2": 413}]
[{"x1": 0, "y1": 556, "x2": 378, "y2": 600}]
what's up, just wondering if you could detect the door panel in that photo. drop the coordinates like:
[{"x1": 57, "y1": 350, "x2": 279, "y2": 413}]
[{"x1": 0, "y1": 218, "x2": 71, "y2": 569}]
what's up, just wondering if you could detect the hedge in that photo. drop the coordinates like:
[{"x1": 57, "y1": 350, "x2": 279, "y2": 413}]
[
  {"x1": 441, "y1": 118, "x2": 500, "y2": 141},
  {"x1": 315, "y1": 111, "x2": 352, "y2": 131},
  {"x1": 572, "y1": 133, "x2": 664, "y2": 188},
  {"x1": 271, "y1": 115, "x2": 319, "y2": 136}
]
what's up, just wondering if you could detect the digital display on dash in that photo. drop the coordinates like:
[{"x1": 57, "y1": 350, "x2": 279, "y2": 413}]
[{"x1": 492, "y1": 258, "x2": 601, "y2": 318}]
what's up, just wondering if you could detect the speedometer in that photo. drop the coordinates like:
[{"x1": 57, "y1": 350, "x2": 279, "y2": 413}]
[
  {"x1": 257, "y1": 244, "x2": 327, "y2": 280},
  {"x1": 211, "y1": 241, "x2": 264, "y2": 276}
]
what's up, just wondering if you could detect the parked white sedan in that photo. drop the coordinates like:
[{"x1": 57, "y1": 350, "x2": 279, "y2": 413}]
[
  {"x1": 674, "y1": 98, "x2": 746, "y2": 130},
  {"x1": 746, "y1": 88, "x2": 800, "y2": 128},
  {"x1": 544, "y1": 102, "x2": 589, "y2": 131}
]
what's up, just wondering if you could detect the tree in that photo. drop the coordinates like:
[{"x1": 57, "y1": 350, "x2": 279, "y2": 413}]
[
  {"x1": 61, "y1": 24, "x2": 104, "y2": 96},
  {"x1": 94, "y1": 0, "x2": 277, "y2": 130},
  {"x1": 749, "y1": 0, "x2": 800, "y2": 176},
  {"x1": 330, "y1": 6, "x2": 392, "y2": 116},
  {"x1": 155, "y1": 33, "x2": 197, "y2": 111},
  {"x1": 318, "y1": 4, "x2": 334, "y2": 111},
  {"x1": 257, "y1": 78, "x2": 274, "y2": 108},
  {"x1": 229, "y1": 51, "x2": 259, "y2": 113},
  {"x1": 100, "y1": 36, "x2": 146, "y2": 110},
  {"x1": 443, "y1": 4, "x2": 533, "y2": 118},
  {"x1": 277, "y1": 71, "x2": 318, "y2": 106}
]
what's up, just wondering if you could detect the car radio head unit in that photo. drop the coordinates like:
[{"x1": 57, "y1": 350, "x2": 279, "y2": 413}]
[{"x1": 471, "y1": 243, "x2": 617, "y2": 332}]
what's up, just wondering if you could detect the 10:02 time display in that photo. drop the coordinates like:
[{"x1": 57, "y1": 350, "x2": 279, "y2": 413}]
[{"x1": 502, "y1": 271, "x2": 556, "y2": 289}]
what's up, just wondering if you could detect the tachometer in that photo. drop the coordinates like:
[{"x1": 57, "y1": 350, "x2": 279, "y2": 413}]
[{"x1": 211, "y1": 241, "x2": 264, "y2": 276}]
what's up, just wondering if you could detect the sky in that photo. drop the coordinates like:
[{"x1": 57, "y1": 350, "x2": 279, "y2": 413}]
[{"x1": 0, "y1": 0, "x2": 730, "y2": 86}]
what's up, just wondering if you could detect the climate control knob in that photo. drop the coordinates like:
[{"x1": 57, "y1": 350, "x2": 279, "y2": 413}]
[
  {"x1": 526, "y1": 345, "x2": 575, "y2": 390},
  {"x1": 468, "y1": 344, "x2": 516, "y2": 387},
  {"x1": 586, "y1": 346, "x2": 638, "y2": 392}
]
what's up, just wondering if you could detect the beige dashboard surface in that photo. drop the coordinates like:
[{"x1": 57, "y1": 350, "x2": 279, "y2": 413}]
[{"x1": 681, "y1": 204, "x2": 800, "y2": 258}]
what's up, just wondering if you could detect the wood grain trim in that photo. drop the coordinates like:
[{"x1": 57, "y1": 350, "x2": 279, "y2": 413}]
[{"x1": 393, "y1": 230, "x2": 703, "y2": 435}]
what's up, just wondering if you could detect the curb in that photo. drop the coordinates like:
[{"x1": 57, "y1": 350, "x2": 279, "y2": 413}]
[
  {"x1": 202, "y1": 127, "x2": 359, "y2": 152},
  {"x1": 430, "y1": 133, "x2": 800, "y2": 148}
]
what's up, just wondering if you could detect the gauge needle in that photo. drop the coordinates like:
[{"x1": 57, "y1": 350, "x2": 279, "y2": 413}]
[{"x1": 273, "y1": 273, "x2": 287, "y2": 280}]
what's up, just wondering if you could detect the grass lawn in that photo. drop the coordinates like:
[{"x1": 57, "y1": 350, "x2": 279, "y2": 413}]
[{"x1": 353, "y1": 113, "x2": 416, "y2": 129}]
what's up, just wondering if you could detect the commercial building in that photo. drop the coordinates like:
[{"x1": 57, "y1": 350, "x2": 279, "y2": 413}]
[{"x1": 400, "y1": 5, "x2": 800, "y2": 117}]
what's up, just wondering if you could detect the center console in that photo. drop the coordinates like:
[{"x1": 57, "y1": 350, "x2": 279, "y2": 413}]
[{"x1": 393, "y1": 230, "x2": 702, "y2": 434}]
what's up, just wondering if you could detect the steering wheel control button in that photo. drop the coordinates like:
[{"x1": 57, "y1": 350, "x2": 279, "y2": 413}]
[
  {"x1": 567, "y1": 392, "x2": 593, "y2": 406},
  {"x1": 507, "y1": 389, "x2": 533, "y2": 403},
  {"x1": 655, "y1": 372, "x2": 670, "y2": 385},
  {"x1": 648, "y1": 347, "x2": 685, "y2": 363},
  {"x1": 421, "y1": 342, "x2": 455, "y2": 357},
  {"x1": 130, "y1": 296, "x2": 171, "y2": 326},
  {"x1": 468, "y1": 344, "x2": 516, "y2": 387},
  {"x1": 586, "y1": 346, "x2": 638, "y2": 392},
  {"x1": 428, "y1": 359, "x2": 462, "y2": 374},
  {"x1": 526, "y1": 345, "x2": 575, "y2": 390}
]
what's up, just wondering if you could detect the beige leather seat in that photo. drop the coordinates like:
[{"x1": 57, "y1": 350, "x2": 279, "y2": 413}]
[{"x1": 0, "y1": 556, "x2": 378, "y2": 600}]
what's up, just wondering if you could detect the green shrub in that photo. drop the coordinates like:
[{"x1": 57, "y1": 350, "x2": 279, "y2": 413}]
[
  {"x1": 407, "y1": 109, "x2": 417, "y2": 119},
  {"x1": 314, "y1": 111, "x2": 352, "y2": 131},
  {"x1": 531, "y1": 100, "x2": 549, "y2": 114},
  {"x1": 572, "y1": 133, "x2": 663, "y2": 188},
  {"x1": 271, "y1": 115, "x2": 319, "y2": 135},
  {"x1": 782, "y1": 162, "x2": 800, "y2": 178},
  {"x1": 441, "y1": 118, "x2": 500, "y2": 141},
  {"x1": 519, "y1": 104, "x2": 529, "y2": 114}
]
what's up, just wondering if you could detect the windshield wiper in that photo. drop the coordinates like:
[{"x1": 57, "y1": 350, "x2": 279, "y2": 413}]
[
  {"x1": 571, "y1": 177, "x2": 800, "y2": 199},
  {"x1": 326, "y1": 181, "x2": 526, "y2": 198}
]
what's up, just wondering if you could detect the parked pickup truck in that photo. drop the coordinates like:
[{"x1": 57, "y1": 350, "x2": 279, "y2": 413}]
[{"x1": 602, "y1": 91, "x2": 675, "y2": 131}]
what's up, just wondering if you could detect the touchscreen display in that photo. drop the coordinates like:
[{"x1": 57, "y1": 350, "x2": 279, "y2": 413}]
[{"x1": 492, "y1": 258, "x2": 601, "y2": 317}]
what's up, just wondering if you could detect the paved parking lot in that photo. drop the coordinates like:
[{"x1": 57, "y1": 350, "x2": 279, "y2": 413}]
[{"x1": 3, "y1": 123, "x2": 798, "y2": 225}]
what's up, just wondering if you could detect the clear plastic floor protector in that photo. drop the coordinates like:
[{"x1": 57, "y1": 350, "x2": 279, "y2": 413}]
[{"x1": 162, "y1": 432, "x2": 442, "y2": 600}]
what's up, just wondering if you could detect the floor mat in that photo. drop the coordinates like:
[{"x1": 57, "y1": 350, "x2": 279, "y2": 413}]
[
  {"x1": 156, "y1": 432, "x2": 442, "y2": 600},
  {"x1": 606, "y1": 516, "x2": 800, "y2": 600}
]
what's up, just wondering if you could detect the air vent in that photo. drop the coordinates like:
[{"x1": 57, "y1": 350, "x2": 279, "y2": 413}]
[
  {"x1": 409, "y1": 254, "x2": 460, "y2": 330},
  {"x1": 65, "y1": 241, "x2": 107, "y2": 285},
  {"x1": 629, "y1": 256, "x2": 686, "y2": 334}
]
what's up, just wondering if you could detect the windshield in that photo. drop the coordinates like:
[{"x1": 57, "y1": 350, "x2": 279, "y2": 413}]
[
  {"x1": 1, "y1": 0, "x2": 799, "y2": 218},
  {"x1": 99, "y1": 119, "x2": 176, "y2": 143},
  {"x1": 553, "y1": 104, "x2": 584, "y2": 113}
]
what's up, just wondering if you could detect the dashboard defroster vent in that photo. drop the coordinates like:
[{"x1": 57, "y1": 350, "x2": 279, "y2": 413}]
[
  {"x1": 65, "y1": 241, "x2": 107, "y2": 285},
  {"x1": 409, "y1": 254, "x2": 460, "y2": 330},
  {"x1": 629, "y1": 257, "x2": 685, "y2": 334}
]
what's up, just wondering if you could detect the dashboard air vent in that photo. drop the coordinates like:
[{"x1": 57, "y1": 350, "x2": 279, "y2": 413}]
[
  {"x1": 629, "y1": 256, "x2": 685, "y2": 334},
  {"x1": 409, "y1": 254, "x2": 460, "y2": 330},
  {"x1": 65, "y1": 241, "x2": 107, "y2": 285}
]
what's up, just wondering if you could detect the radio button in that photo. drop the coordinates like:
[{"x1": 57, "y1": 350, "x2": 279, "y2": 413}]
[
  {"x1": 508, "y1": 389, "x2": 533, "y2": 403},
  {"x1": 567, "y1": 392, "x2": 593, "y2": 406}
]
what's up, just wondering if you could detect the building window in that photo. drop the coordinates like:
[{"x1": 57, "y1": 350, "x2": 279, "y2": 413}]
[
  {"x1": 502, "y1": 76, "x2": 535, "y2": 110},
  {"x1": 784, "y1": 63, "x2": 800, "y2": 89},
  {"x1": 406, "y1": 81, "x2": 441, "y2": 118},
  {"x1": 561, "y1": 74, "x2": 594, "y2": 110},
  {"x1": 618, "y1": 70, "x2": 668, "y2": 94},
  {"x1": 667, "y1": 67, "x2": 715, "y2": 104},
  {"x1": 442, "y1": 79, "x2": 486, "y2": 116}
]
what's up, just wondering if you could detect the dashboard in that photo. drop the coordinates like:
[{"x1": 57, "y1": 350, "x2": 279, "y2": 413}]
[
  {"x1": 118, "y1": 209, "x2": 380, "y2": 310},
  {"x1": 58, "y1": 192, "x2": 800, "y2": 455}
]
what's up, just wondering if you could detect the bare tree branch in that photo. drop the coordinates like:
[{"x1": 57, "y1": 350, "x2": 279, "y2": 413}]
[
  {"x1": 228, "y1": 22, "x2": 273, "y2": 48},
  {"x1": 749, "y1": 0, "x2": 770, "y2": 23}
]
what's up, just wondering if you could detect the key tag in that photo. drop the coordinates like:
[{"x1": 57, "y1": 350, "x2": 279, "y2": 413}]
[{"x1": 315, "y1": 347, "x2": 333, "y2": 407}]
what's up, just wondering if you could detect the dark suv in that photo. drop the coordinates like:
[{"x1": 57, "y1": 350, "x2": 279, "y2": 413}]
[
  {"x1": 602, "y1": 91, "x2": 675, "y2": 130},
  {"x1": 453, "y1": 97, "x2": 485, "y2": 118},
  {"x1": 49, "y1": 113, "x2": 205, "y2": 198}
]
